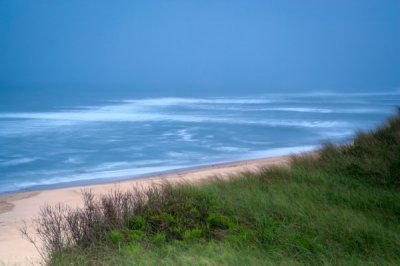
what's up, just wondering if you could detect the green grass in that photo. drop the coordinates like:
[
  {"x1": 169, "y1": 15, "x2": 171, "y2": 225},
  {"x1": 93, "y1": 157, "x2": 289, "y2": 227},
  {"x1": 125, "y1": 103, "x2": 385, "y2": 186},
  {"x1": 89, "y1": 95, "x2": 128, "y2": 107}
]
[{"x1": 32, "y1": 109, "x2": 400, "y2": 265}]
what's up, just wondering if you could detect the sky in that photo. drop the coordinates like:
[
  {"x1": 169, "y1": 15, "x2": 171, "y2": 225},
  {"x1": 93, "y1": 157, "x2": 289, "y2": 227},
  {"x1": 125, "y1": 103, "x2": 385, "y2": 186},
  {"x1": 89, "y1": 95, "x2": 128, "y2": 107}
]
[{"x1": 0, "y1": 0, "x2": 399, "y2": 100}]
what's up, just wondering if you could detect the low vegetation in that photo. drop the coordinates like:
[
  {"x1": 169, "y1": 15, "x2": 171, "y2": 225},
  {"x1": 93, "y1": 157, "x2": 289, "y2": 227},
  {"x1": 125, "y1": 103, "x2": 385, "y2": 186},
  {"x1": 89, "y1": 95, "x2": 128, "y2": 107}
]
[{"x1": 24, "y1": 109, "x2": 400, "y2": 265}]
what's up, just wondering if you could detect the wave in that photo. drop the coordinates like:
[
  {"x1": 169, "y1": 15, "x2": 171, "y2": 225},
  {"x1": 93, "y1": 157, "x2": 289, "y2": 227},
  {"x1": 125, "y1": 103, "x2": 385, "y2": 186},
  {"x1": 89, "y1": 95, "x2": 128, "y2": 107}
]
[
  {"x1": 213, "y1": 146, "x2": 249, "y2": 152},
  {"x1": 319, "y1": 130, "x2": 354, "y2": 139},
  {"x1": 259, "y1": 91, "x2": 400, "y2": 98},
  {"x1": 0, "y1": 119, "x2": 78, "y2": 136},
  {"x1": 264, "y1": 107, "x2": 333, "y2": 113},
  {"x1": 63, "y1": 157, "x2": 84, "y2": 164},
  {"x1": 12, "y1": 164, "x2": 189, "y2": 192},
  {"x1": 0, "y1": 157, "x2": 40, "y2": 167},
  {"x1": 121, "y1": 97, "x2": 273, "y2": 106},
  {"x1": 0, "y1": 111, "x2": 349, "y2": 130},
  {"x1": 177, "y1": 129, "x2": 194, "y2": 142},
  {"x1": 176, "y1": 104, "x2": 392, "y2": 114},
  {"x1": 1, "y1": 95, "x2": 395, "y2": 137},
  {"x1": 240, "y1": 145, "x2": 317, "y2": 160},
  {"x1": 85, "y1": 159, "x2": 180, "y2": 172},
  {"x1": 264, "y1": 107, "x2": 391, "y2": 114}
]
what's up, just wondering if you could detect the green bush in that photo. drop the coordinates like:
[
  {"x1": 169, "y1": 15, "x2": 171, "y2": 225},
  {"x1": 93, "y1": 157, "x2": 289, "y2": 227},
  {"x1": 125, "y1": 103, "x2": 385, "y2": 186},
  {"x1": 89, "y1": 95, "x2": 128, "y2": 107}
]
[
  {"x1": 108, "y1": 230, "x2": 123, "y2": 245},
  {"x1": 206, "y1": 213, "x2": 230, "y2": 230},
  {"x1": 183, "y1": 228, "x2": 204, "y2": 241},
  {"x1": 153, "y1": 233, "x2": 166, "y2": 245},
  {"x1": 127, "y1": 216, "x2": 145, "y2": 231},
  {"x1": 127, "y1": 230, "x2": 145, "y2": 242}
]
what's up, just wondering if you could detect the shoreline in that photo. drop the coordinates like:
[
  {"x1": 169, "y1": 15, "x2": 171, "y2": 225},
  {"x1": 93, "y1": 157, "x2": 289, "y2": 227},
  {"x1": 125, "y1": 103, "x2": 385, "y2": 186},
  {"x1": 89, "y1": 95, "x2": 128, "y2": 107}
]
[
  {"x1": 0, "y1": 153, "x2": 299, "y2": 197},
  {"x1": 0, "y1": 157, "x2": 283, "y2": 197},
  {"x1": 0, "y1": 154, "x2": 292, "y2": 265},
  {"x1": 0, "y1": 145, "x2": 318, "y2": 196}
]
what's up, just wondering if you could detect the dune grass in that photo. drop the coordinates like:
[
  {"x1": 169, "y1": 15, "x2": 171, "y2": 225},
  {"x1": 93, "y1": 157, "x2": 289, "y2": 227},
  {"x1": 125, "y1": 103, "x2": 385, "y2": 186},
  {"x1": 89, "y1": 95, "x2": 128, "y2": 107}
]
[{"x1": 27, "y1": 109, "x2": 400, "y2": 265}]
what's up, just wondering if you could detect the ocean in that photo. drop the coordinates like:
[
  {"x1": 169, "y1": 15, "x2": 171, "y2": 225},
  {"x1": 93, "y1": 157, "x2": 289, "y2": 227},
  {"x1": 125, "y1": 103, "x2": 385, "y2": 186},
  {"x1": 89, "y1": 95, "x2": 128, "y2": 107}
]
[{"x1": 0, "y1": 92, "x2": 399, "y2": 194}]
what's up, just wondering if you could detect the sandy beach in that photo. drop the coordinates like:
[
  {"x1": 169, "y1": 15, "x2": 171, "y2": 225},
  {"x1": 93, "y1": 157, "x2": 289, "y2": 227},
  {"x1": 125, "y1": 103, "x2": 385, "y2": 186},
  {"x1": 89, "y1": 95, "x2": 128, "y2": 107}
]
[{"x1": 0, "y1": 155, "x2": 289, "y2": 265}]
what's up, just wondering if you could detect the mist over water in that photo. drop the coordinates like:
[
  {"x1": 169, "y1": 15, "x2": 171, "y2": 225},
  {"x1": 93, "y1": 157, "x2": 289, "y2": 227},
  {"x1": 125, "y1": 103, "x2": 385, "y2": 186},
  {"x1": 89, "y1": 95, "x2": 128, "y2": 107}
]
[
  {"x1": 0, "y1": 92, "x2": 398, "y2": 194},
  {"x1": 1, "y1": 0, "x2": 399, "y2": 196}
]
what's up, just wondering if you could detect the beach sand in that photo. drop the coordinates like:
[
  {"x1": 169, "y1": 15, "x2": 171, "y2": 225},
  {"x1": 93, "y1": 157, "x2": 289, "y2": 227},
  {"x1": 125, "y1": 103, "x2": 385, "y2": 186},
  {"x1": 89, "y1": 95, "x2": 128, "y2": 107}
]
[{"x1": 0, "y1": 155, "x2": 289, "y2": 265}]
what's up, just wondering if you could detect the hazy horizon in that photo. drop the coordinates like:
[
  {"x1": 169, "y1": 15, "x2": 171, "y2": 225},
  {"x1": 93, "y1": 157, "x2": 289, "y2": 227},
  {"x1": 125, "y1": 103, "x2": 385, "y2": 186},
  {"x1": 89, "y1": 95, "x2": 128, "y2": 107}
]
[{"x1": 1, "y1": 0, "x2": 399, "y2": 100}]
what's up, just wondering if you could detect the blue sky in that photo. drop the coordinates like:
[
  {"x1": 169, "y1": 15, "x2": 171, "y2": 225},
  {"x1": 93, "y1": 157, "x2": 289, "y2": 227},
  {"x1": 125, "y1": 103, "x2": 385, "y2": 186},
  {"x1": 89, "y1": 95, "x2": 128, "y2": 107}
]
[{"x1": 0, "y1": 0, "x2": 399, "y2": 97}]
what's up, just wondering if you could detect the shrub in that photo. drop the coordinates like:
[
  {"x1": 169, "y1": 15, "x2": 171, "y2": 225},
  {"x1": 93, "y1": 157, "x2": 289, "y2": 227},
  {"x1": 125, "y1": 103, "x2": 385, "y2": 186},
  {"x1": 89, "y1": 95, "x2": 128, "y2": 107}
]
[
  {"x1": 153, "y1": 233, "x2": 166, "y2": 245},
  {"x1": 183, "y1": 228, "x2": 204, "y2": 241},
  {"x1": 127, "y1": 216, "x2": 145, "y2": 231},
  {"x1": 206, "y1": 214, "x2": 230, "y2": 230},
  {"x1": 109, "y1": 230, "x2": 123, "y2": 245}
]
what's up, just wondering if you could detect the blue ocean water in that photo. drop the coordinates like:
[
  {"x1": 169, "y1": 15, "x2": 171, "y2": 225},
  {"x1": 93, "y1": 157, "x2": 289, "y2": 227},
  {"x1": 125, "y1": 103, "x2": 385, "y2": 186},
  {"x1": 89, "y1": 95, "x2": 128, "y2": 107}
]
[{"x1": 0, "y1": 92, "x2": 399, "y2": 194}]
